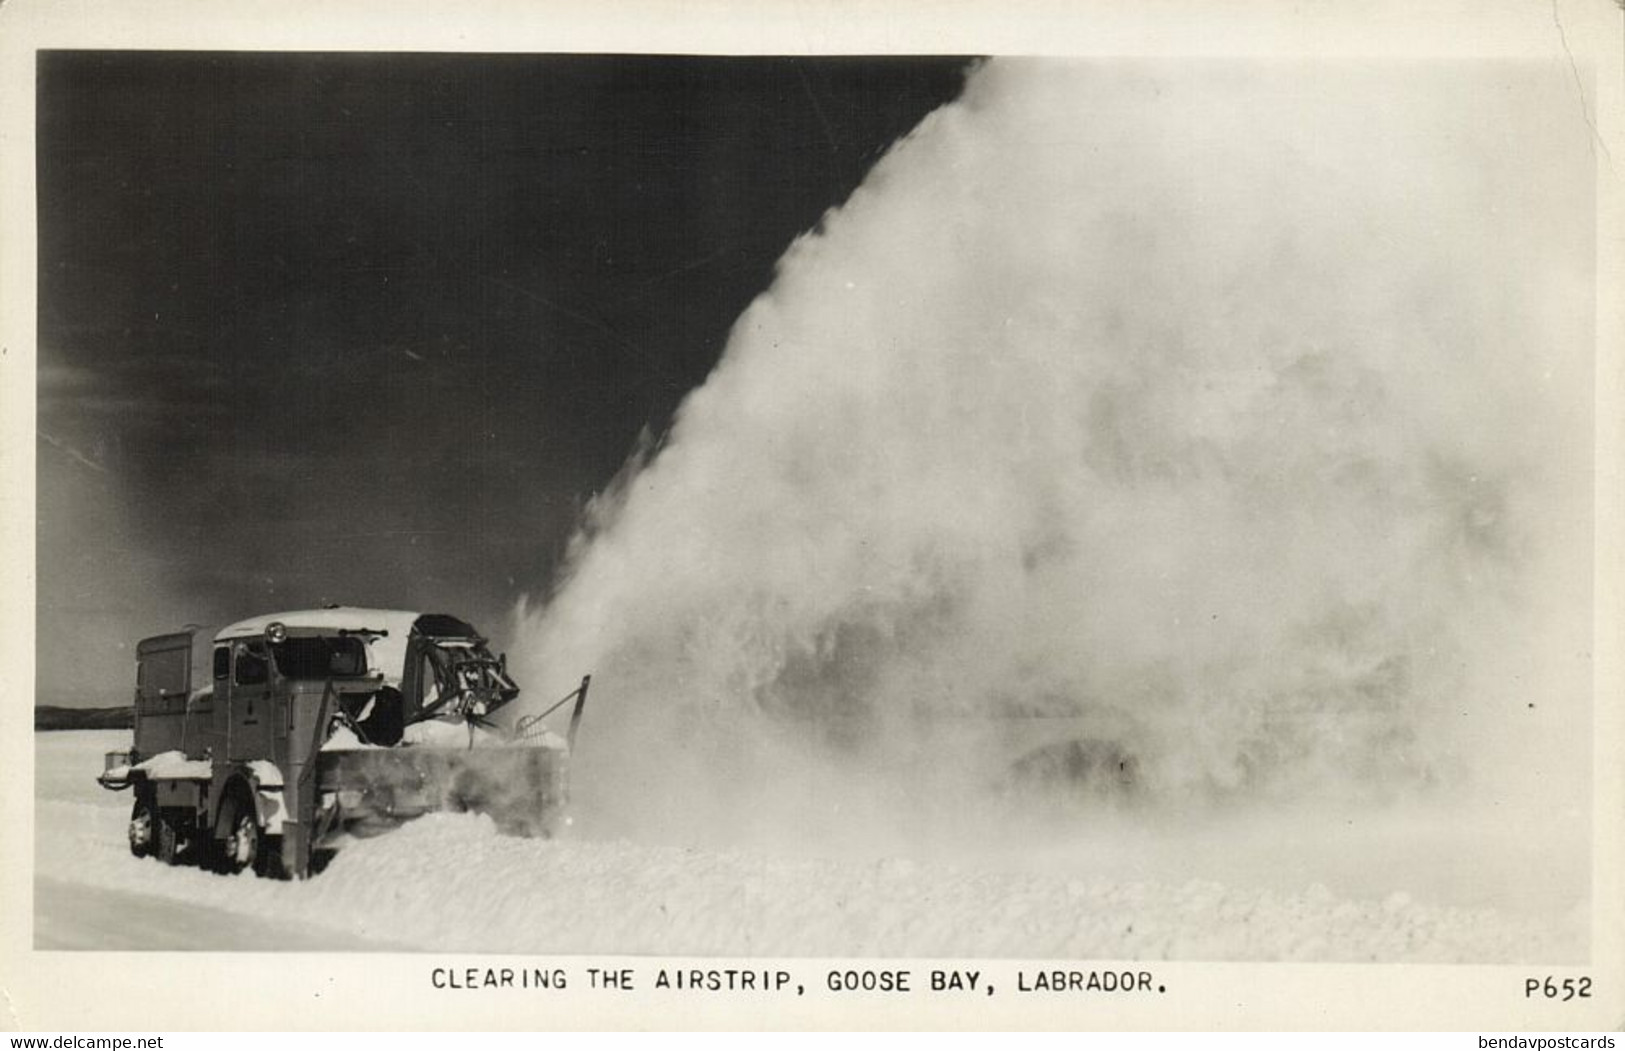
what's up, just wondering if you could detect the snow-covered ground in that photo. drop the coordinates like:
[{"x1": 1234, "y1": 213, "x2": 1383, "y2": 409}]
[{"x1": 34, "y1": 730, "x2": 1586, "y2": 961}]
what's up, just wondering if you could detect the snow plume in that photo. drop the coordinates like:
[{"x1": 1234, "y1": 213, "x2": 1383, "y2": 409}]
[{"x1": 514, "y1": 61, "x2": 1593, "y2": 852}]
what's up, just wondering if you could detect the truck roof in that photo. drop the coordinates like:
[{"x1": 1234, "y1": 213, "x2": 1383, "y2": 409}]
[
  {"x1": 213, "y1": 607, "x2": 423, "y2": 642},
  {"x1": 216, "y1": 608, "x2": 427, "y2": 686}
]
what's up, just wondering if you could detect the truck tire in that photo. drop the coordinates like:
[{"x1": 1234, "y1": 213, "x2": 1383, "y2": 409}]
[
  {"x1": 128, "y1": 793, "x2": 155, "y2": 859},
  {"x1": 155, "y1": 812, "x2": 193, "y2": 866},
  {"x1": 255, "y1": 835, "x2": 286, "y2": 880},
  {"x1": 215, "y1": 791, "x2": 262, "y2": 876}
]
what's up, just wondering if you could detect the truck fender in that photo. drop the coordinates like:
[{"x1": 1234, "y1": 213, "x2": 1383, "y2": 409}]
[
  {"x1": 208, "y1": 764, "x2": 286, "y2": 837},
  {"x1": 243, "y1": 761, "x2": 288, "y2": 835},
  {"x1": 254, "y1": 787, "x2": 287, "y2": 835}
]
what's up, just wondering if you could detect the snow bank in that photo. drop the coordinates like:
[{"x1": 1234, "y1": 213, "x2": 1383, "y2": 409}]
[
  {"x1": 34, "y1": 731, "x2": 1583, "y2": 961},
  {"x1": 33, "y1": 798, "x2": 1581, "y2": 961}
]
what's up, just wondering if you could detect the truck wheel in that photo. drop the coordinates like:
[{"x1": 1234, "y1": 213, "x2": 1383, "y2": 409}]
[
  {"x1": 216, "y1": 792, "x2": 262, "y2": 875},
  {"x1": 128, "y1": 794, "x2": 155, "y2": 858},
  {"x1": 255, "y1": 835, "x2": 285, "y2": 880},
  {"x1": 155, "y1": 812, "x2": 189, "y2": 866}
]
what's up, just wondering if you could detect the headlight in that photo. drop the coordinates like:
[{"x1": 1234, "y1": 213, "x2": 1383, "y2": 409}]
[{"x1": 265, "y1": 621, "x2": 288, "y2": 643}]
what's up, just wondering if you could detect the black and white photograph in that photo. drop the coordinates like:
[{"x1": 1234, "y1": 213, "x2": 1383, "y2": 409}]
[{"x1": 4, "y1": 0, "x2": 1621, "y2": 1033}]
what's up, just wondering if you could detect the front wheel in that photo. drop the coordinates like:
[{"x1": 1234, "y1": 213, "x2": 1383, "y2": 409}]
[
  {"x1": 128, "y1": 794, "x2": 155, "y2": 858},
  {"x1": 215, "y1": 793, "x2": 262, "y2": 875}
]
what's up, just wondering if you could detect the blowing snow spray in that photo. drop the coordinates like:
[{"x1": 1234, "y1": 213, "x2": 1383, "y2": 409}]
[{"x1": 514, "y1": 60, "x2": 1593, "y2": 856}]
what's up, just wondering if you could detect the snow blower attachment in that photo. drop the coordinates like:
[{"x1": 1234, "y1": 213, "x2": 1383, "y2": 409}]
[{"x1": 97, "y1": 608, "x2": 590, "y2": 879}]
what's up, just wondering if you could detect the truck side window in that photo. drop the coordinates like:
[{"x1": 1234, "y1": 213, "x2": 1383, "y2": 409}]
[
  {"x1": 213, "y1": 646, "x2": 229, "y2": 680},
  {"x1": 234, "y1": 642, "x2": 269, "y2": 686}
]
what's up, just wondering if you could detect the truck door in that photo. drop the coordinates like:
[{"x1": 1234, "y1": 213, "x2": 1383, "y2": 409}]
[
  {"x1": 209, "y1": 645, "x2": 230, "y2": 759},
  {"x1": 227, "y1": 639, "x2": 273, "y2": 762}
]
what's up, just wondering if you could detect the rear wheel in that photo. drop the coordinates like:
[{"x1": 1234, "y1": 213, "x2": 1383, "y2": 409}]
[
  {"x1": 128, "y1": 793, "x2": 155, "y2": 858},
  {"x1": 254, "y1": 834, "x2": 285, "y2": 880},
  {"x1": 215, "y1": 792, "x2": 262, "y2": 875}
]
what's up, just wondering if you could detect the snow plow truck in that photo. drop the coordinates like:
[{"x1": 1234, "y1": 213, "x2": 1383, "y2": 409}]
[{"x1": 96, "y1": 607, "x2": 588, "y2": 879}]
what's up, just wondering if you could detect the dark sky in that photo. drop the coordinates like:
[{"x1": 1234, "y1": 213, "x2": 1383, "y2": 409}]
[{"x1": 36, "y1": 51, "x2": 970, "y2": 704}]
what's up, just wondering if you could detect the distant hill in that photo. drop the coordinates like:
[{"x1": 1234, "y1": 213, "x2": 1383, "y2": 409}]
[{"x1": 35, "y1": 705, "x2": 134, "y2": 731}]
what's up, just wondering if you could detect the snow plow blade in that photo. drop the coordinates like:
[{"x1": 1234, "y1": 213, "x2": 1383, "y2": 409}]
[{"x1": 318, "y1": 741, "x2": 570, "y2": 837}]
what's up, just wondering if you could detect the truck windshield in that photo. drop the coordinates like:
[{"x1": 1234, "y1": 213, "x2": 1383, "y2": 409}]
[{"x1": 271, "y1": 636, "x2": 369, "y2": 680}]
